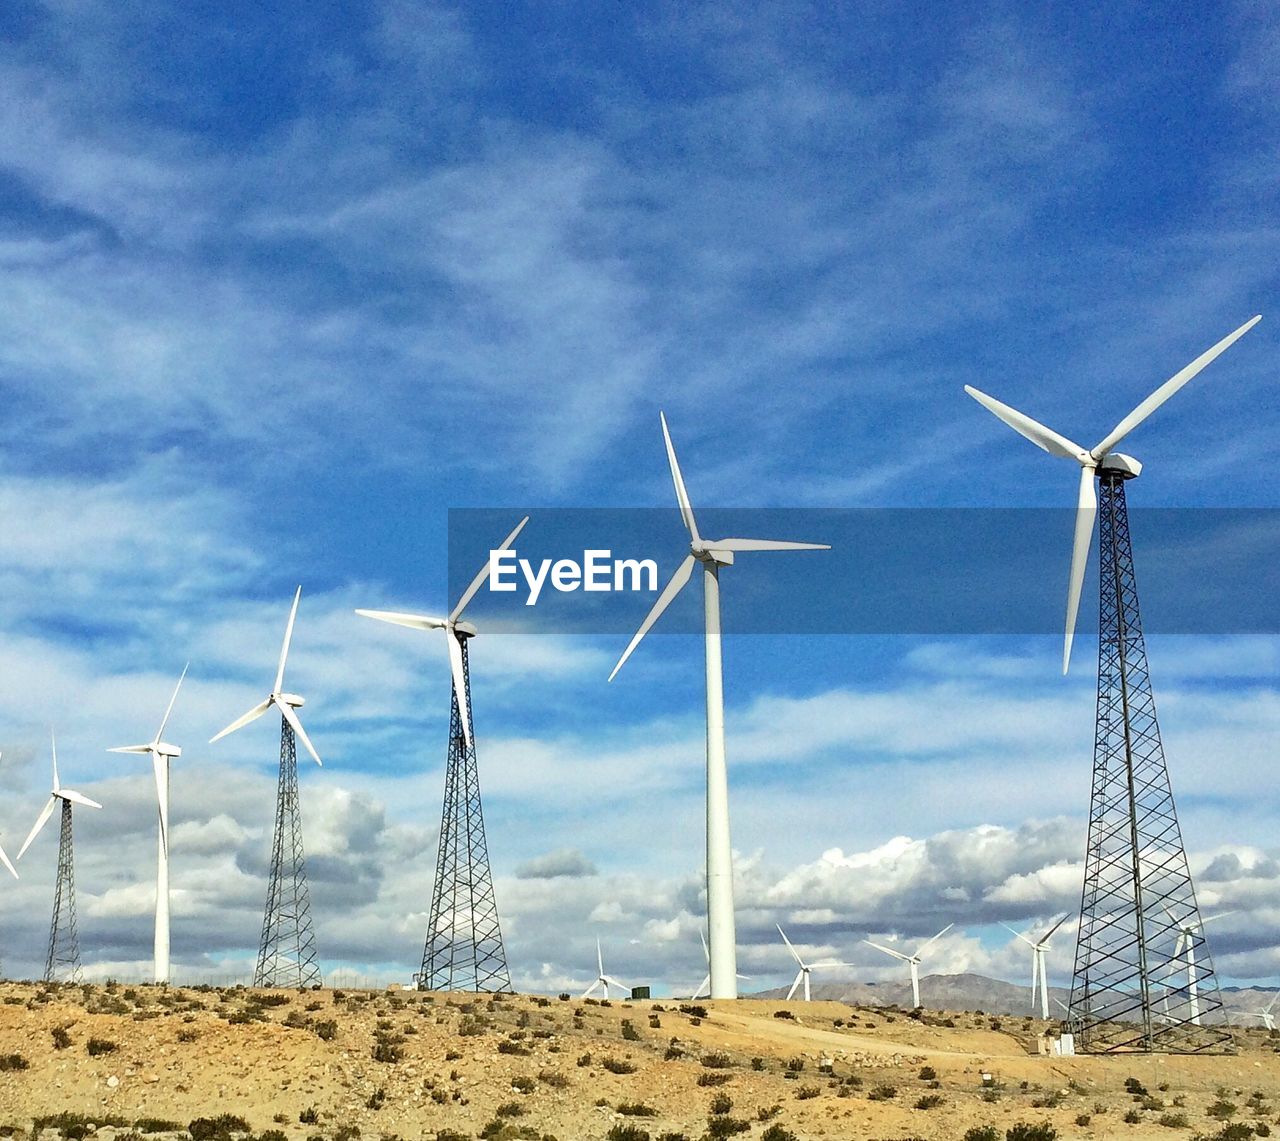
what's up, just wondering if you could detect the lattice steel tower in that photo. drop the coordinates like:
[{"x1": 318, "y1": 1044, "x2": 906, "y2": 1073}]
[
  {"x1": 256, "y1": 720, "x2": 321, "y2": 988},
  {"x1": 418, "y1": 633, "x2": 511, "y2": 992},
  {"x1": 1069, "y1": 468, "x2": 1230, "y2": 1053},
  {"x1": 45, "y1": 800, "x2": 83, "y2": 983}
]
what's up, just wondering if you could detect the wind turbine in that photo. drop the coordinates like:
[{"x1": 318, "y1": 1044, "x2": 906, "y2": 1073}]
[
  {"x1": 610, "y1": 413, "x2": 828, "y2": 999},
  {"x1": 965, "y1": 314, "x2": 1260, "y2": 674},
  {"x1": 863, "y1": 923, "x2": 954, "y2": 1009},
  {"x1": 1253, "y1": 992, "x2": 1280, "y2": 1032},
  {"x1": 1002, "y1": 914, "x2": 1070, "y2": 1019},
  {"x1": 1164, "y1": 907, "x2": 1233, "y2": 1025},
  {"x1": 18, "y1": 732, "x2": 102, "y2": 981},
  {"x1": 581, "y1": 938, "x2": 631, "y2": 999},
  {"x1": 210, "y1": 586, "x2": 323, "y2": 988},
  {"x1": 776, "y1": 924, "x2": 854, "y2": 1001},
  {"x1": 108, "y1": 665, "x2": 187, "y2": 984},
  {"x1": 357, "y1": 517, "x2": 528, "y2": 755},
  {"x1": 357, "y1": 517, "x2": 528, "y2": 992},
  {"x1": 692, "y1": 929, "x2": 751, "y2": 1000}
]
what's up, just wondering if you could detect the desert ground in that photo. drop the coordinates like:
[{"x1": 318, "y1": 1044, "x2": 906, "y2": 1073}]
[{"x1": 0, "y1": 981, "x2": 1277, "y2": 1140}]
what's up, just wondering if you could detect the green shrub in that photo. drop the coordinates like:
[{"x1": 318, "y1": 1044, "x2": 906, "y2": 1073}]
[
  {"x1": 709, "y1": 1093, "x2": 732, "y2": 1115},
  {"x1": 497, "y1": 1040, "x2": 530, "y2": 1056},
  {"x1": 760, "y1": 1127, "x2": 797, "y2": 1141},
  {"x1": 621, "y1": 1020, "x2": 641, "y2": 1041},
  {"x1": 51, "y1": 1027, "x2": 72, "y2": 1050},
  {"x1": 915, "y1": 1094, "x2": 945, "y2": 1109},
  {"x1": 961, "y1": 1128, "x2": 999, "y2": 1141},
  {"x1": 1074, "y1": 1115, "x2": 1091, "y2": 1127},
  {"x1": 701, "y1": 1052, "x2": 733, "y2": 1069},
  {"x1": 133, "y1": 1120, "x2": 182, "y2": 1133},
  {"x1": 794, "y1": 1086, "x2": 820, "y2": 1100},
  {"x1": 0, "y1": 1055, "x2": 28, "y2": 1072},
  {"x1": 867, "y1": 1085, "x2": 897, "y2": 1101},
  {"x1": 494, "y1": 1102, "x2": 524, "y2": 1118},
  {"x1": 750, "y1": 1057, "x2": 765, "y2": 1071},
  {"x1": 188, "y1": 1115, "x2": 252, "y2": 1141},
  {"x1": 704, "y1": 1118, "x2": 749, "y2": 1139},
  {"x1": 1124, "y1": 1110, "x2": 1142, "y2": 1124},
  {"x1": 31, "y1": 1115, "x2": 128, "y2": 1140},
  {"x1": 86, "y1": 1038, "x2": 118, "y2": 1056},
  {"x1": 1156, "y1": 1113, "x2": 1188, "y2": 1128},
  {"x1": 1005, "y1": 1125, "x2": 1058, "y2": 1141},
  {"x1": 918, "y1": 1065, "x2": 937, "y2": 1081},
  {"x1": 602, "y1": 1057, "x2": 637, "y2": 1074},
  {"x1": 332, "y1": 1126, "x2": 360, "y2": 1141},
  {"x1": 696, "y1": 1073, "x2": 731, "y2": 1087},
  {"x1": 616, "y1": 1104, "x2": 657, "y2": 1117},
  {"x1": 299, "y1": 1107, "x2": 320, "y2": 1124},
  {"x1": 314, "y1": 1020, "x2": 337, "y2": 1041},
  {"x1": 510, "y1": 1075, "x2": 535, "y2": 1094},
  {"x1": 1207, "y1": 1101, "x2": 1239, "y2": 1121}
]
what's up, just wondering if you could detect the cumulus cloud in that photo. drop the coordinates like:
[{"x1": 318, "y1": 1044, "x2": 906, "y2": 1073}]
[{"x1": 515, "y1": 848, "x2": 598, "y2": 880}]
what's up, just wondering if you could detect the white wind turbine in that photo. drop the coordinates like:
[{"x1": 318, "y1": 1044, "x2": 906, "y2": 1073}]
[
  {"x1": 965, "y1": 315, "x2": 1261, "y2": 672},
  {"x1": 1253, "y1": 992, "x2": 1280, "y2": 1032},
  {"x1": 581, "y1": 938, "x2": 631, "y2": 999},
  {"x1": 692, "y1": 929, "x2": 751, "y2": 1000},
  {"x1": 777, "y1": 924, "x2": 854, "y2": 1001},
  {"x1": 864, "y1": 923, "x2": 954, "y2": 1009},
  {"x1": 1002, "y1": 914, "x2": 1070, "y2": 1019},
  {"x1": 610, "y1": 413, "x2": 828, "y2": 999},
  {"x1": 210, "y1": 587, "x2": 322, "y2": 767},
  {"x1": 1164, "y1": 906, "x2": 1234, "y2": 1025},
  {"x1": 18, "y1": 731, "x2": 103, "y2": 857},
  {"x1": 356, "y1": 516, "x2": 529, "y2": 753},
  {"x1": 108, "y1": 665, "x2": 188, "y2": 984}
]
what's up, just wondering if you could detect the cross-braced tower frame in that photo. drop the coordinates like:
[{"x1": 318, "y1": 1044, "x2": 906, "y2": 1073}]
[
  {"x1": 44, "y1": 799, "x2": 83, "y2": 983},
  {"x1": 256, "y1": 721, "x2": 321, "y2": 988},
  {"x1": 1070, "y1": 469, "x2": 1230, "y2": 1053},
  {"x1": 418, "y1": 635, "x2": 511, "y2": 992}
]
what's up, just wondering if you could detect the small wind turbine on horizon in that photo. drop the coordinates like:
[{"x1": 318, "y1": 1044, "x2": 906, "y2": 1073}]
[
  {"x1": 1164, "y1": 906, "x2": 1233, "y2": 1026},
  {"x1": 108, "y1": 665, "x2": 188, "y2": 984},
  {"x1": 18, "y1": 731, "x2": 102, "y2": 981},
  {"x1": 864, "y1": 923, "x2": 954, "y2": 1009},
  {"x1": 1002, "y1": 914, "x2": 1070, "y2": 1019},
  {"x1": 1253, "y1": 992, "x2": 1280, "y2": 1032},
  {"x1": 581, "y1": 938, "x2": 631, "y2": 999},
  {"x1": 610, "y1": 412, "x2": 828, "y2": 999},
  {"x1": 777, "y1": 924, "x2": 854, "y2": 1002},
  {"x1": 692, "y1": 929, "x2": 751, "y2": 1000}
]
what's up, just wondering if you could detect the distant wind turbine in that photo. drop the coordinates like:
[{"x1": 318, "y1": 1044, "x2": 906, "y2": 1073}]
[
  {"x1": 692, "y1": 929, "x2": 751, "y2": 1000},
  {"x1": 18, "y1": 731, "x2": 102, "y2": 981},
  {"x1": 864, "y1": 923, "x2": 954, "y2": 1009},
  {"x1": 1164, "y1": 906, "x2": 1233, "y2": 1025},
  {"x1": 581, "y1": 938, "x2": 631, "y2": 999},
  {"x1": 610, "y1": 412, "x2": 828, "y2": 998},
  {"x1": 108, "y1": 665, "x2": 188, "y2": 984},
  {"x1": 1002, "y1": 914, "x2": 1070, "y2": 1019},
  {"x1": 777, "y1": 924, "x2": 853, "y2": 1002}
]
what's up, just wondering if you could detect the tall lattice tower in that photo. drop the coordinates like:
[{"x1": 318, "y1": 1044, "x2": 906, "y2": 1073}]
[
  {"x1": 1069, "y1": 469, "x2": 1230, "y2": 1053},
  {"x1": 45, "y1": 799, "x2": 83, "y2": 983},
  {"x1": 210, "y1": 587, "x2": 324, "y2": 989},
  {"x1": 418, "y1": 634, "x2": 511, "y2": 992},
  {"x1": 256, "y1": 721, "x2": 321, "y2": 988}
]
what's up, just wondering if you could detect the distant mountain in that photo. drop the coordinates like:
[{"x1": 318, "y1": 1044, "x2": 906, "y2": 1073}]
[{"x1": 750, "y1": 972, "x2": 1280, "y2": 1025}]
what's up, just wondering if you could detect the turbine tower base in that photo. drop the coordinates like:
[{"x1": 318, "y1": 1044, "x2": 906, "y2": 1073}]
[{"x1": 45, "y1": 800, "x2": 83, "y2": 983}]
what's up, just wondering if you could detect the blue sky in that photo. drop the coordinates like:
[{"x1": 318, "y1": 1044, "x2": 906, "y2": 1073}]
[{"x1": 0, "y1": 1, "x2": 1277, "y2": 996}]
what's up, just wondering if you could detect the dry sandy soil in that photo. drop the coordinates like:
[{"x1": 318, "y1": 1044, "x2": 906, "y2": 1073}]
[{"x1": 0, "y1": 981, "x2": 1277, "y2": 1140}]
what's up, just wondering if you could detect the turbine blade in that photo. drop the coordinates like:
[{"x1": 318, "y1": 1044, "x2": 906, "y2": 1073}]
[
  {"x1": 153, "y1": 753, "x2": 169, "y2": 860},
  {"x1": 1202, "y1": 910, "x2": 1235, "y2": 926},
  {"x1": 1001, "y1": 922, "x2": 1037, "y2": 948},
  {"x1": 209, "y1": 698, "x2": 272, "y2": 743},
  {"x1": 16, "y1": 797, "x2": 57, "y2": 860},
  {"x1": 915, "y1": 922, "x2": 954, "y2": 958},
  {"x1": 863, "y1": 939, "x2": 909, "y2": 962},
  {"x1": 1043, "y1": 913, "x2": 1072, "y2": 941},
  {"x1": 108, "y1": 744, "x2": 152, "y2": 755},
  {"x1": 446, "y1": 630, "x2": 473, "y2": 753},
  {"x1": 1063, "y1": 465, "x2": 1097, "y2": 675},
  {"x1": 786, "y1": 971, "x2": 802, "y2": 1001},
  {"x1": 275, "y1": 586, "x2": 302, "y2": 694},
  {"x1": 608, "y1": 554, "x2": 696, "y2": 682},
  {"x1": 355, "y1": 608, "x2": 448, "y2": 631},
  {"x1": 700, "y1": 929, "x2": 709, "y2": 964},
  {"x1": 1091, "y1": 315, "x2": 1262, "y2": 458},
  {"x1": 155, "y1": 663, "x2": 189, "y2": 743},
  {"x1": 659, "y1": 412, "x2": 700, "y2": 542},
  {"x1": 776, "y1": 923, "x2": 805, "y2": 967},
  {"x1": 694, "y1": 974, "x2": 710, "y2": 1000},
  {"x1": 707, "y1": 538, "x2": 831, "y2": 552},
  {"x1": 50, "y1": 729, "x2": 59, "y2": 792},
  {"x1": 59, "y1": 789, "x2": 102, "y2": 810},
  {"x1": 964, "y1": 386, "x2": 1088, "y2": 460},
  {"x1": 597, "y1": 937, "x2": 604, "y2": 976},
  {"x1": 450, "y1": 516, "x2": 530, "y2": 624},
  {"x1": 0, "y1": 842, "x2": 16, "y2": 880},
  {"x1": 604, "y1": 975, "x2": 631, "y2": 994},
  {"x1": 280, "y1": 702, "x2": 323, "y2": 767}
]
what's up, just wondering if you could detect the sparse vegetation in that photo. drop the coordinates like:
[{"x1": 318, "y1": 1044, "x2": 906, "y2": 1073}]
[
  {"x1": 85, "y1": 1037, "x2": 117, "y2": 1056},
  {"x1": 601, "y1": 1056, "x2": 637, "y2": 1074}
]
